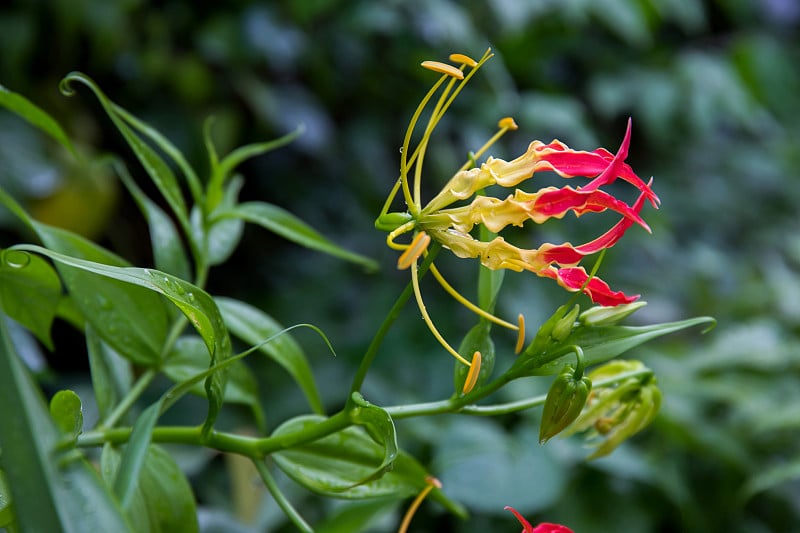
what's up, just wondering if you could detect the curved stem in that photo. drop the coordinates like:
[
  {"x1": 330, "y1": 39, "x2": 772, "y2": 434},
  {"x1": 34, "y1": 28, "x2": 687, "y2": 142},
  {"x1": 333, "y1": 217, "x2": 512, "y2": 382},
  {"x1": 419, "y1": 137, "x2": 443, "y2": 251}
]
[
  {"x1": 98, "y1": 368, "x2": 157, "y2": 429},
  {"x1": 254, "y1": 459, "x2": 313, "y2": 533},
  {"x1": 349, "y1": 244, "x2": 440, "y2": 394}
]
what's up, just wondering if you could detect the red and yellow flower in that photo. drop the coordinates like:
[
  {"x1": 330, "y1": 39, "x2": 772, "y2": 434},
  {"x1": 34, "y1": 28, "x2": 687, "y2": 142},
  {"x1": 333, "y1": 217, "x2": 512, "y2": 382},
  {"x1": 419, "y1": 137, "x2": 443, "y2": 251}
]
[{"x1": 376, "y1": 49, "x2": 657, "y2": 387}]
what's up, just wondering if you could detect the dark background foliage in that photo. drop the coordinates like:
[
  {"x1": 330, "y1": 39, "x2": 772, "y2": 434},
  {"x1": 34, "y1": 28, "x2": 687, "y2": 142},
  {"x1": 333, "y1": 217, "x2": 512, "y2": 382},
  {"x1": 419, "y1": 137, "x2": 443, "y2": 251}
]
[{"x1": 2, "y1": 0, "x2": 799, "y2": 531}]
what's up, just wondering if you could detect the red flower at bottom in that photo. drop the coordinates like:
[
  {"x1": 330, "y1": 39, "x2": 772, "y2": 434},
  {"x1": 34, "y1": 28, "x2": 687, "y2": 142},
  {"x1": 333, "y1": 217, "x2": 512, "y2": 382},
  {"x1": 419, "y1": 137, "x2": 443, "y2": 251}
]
[{"x1": 505, "y1": 506, "x2": 574, "y2": 533}]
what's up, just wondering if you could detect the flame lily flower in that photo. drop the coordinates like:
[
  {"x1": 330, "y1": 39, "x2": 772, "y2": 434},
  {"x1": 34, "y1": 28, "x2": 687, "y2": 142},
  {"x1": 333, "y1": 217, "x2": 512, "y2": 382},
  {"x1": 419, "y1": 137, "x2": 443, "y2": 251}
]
[
  {"x1": 375, "y1": 49, "x2": 657, "y2": 379},
  {"x1": 505, "y1": 506, "x2": 574, "y2": 533}
]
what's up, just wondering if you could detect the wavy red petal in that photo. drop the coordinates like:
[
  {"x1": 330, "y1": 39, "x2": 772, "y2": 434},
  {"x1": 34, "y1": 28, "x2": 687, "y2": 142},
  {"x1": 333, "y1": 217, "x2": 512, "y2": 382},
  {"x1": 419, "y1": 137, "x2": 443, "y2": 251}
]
[
  {"x1": 532, "y1": 187, "x2": 648, "y2": 229},
  {"x1": 540, "y1": 266, "x2": 640, "y2": 306}
]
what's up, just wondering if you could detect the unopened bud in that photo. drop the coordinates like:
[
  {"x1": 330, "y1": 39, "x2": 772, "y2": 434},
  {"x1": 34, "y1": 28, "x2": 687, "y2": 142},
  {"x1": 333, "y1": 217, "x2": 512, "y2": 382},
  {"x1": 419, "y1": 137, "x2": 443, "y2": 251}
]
[
  {"x1": 539, "y1": 365, "x2": 591, "y2": 443},
  {"x1": 551, "y1": 304, "x2": 580, "y2": 341},
  {"x1": 579, "y1": 301, "x2": 647, "y2": 326}
]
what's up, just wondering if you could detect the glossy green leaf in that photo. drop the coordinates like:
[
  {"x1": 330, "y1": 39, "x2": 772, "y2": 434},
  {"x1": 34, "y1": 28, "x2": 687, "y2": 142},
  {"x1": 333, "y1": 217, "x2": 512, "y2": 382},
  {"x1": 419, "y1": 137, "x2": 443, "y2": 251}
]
[
  {"x1": 115, "y1": 160, "x2": 192, "y2": 281},
  {"x1": 32, "y1": 226, "x2": 170, "y2": 366},
  {"x1": 216, "y1": 296, "x2": 323, "y2": 414},
  {"x1": 113, "y1": 402, "x2": 161, "y2": 509},
  {"x1": 348, "y1": 393, "x2": 398, "y2": 486},
  {"x1": 164, "y1": 335, "x2": 265, "y2": 431},
  {"x1": 102, "y1": 444, "x2": 199, "y2": 533},
  {"x1": 525, "y1": 316, "x2": 716, "y2": 375},
  {"x1": 86, "y1": 323, "x2": 134, "y2": 422},
  {"x1": 272, "y1": 414, "x2": 464, "y2": 519},
  {"x1": 11, "y1": 244, "x2": 232, "y2": 432},
  {"x1": 0, "y1": 248, "x2": 62, "y2": 349},
  {"x1": 60, "y1": 72, "x2": 189, "y2": 229},
  {"x1": 49, "y1": 389, "x2": 83, "y2": 440},
  {"x1": 272, "y1": 414, "x2": 410, "y2": 497},
  {"x1": 0, "y1": 314, "x2": 131, "y2": 532},
  {"x1": 0, "y1": 83, "x2": 76, "y2": 155},
  {"x1": 213, "y1": 201, "x2": 377, "y2": 271},
  {"x1": 0, "y1": 187, "x2": 171, "y2": 365}
]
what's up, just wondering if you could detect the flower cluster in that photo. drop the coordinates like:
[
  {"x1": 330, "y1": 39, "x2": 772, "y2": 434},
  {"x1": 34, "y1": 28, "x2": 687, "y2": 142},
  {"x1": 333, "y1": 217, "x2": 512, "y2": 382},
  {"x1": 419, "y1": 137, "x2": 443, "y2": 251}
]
[{"x1": 376, "y1": 49, "x2": 657, "y2": 388}]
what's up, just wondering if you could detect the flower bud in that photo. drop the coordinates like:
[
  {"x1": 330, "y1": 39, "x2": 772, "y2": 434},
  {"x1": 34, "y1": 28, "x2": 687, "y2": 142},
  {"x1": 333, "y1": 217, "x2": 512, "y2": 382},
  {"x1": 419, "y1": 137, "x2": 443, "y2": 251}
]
[
  {"x1": 578, "y1": 301, "x2": 647, "y2": 326},
  {"x1": 539, "y1": 365, "x2": 591, "y2": 443},
  {"x1": 550, "y1": 304, "x2": 580, "y2": 342}
]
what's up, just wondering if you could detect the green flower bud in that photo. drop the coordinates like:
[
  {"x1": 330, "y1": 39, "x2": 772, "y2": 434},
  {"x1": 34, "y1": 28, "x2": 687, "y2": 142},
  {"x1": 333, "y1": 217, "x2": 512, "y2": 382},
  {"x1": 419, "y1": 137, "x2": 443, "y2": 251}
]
[
  {"x1": 454, "y1": 322, "x2": 495, "y2": 394},
  {"x1": 578, "y1": 301, "x2": 647, "y2": 326},
  {"x1": 539, "y1": 365, "x2": 592, "y2": 443},
  {"x1": 550, "y1": 304, "x2": 580, "y2": 342}
]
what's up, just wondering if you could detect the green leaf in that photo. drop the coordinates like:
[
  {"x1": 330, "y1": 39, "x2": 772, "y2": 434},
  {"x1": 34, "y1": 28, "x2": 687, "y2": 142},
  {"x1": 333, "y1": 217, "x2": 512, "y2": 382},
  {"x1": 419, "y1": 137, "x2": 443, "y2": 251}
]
[
  {"x1": 102, "y1": 444, "x2": 199, "y2": 533},
  {"x1": 348, "y1": 393, "x2": 398, "y2": 487},
  {"x1": 271, "y1": 415, "x2": 465, "y2": 518},
  {"x1": 216, "y1": 296, "x2": 323, "y2": 414},
  {"x1": 206, "y1": 125, "x2": 303, "y2": 210},
  {"x1": 163, "y1": 335, "x2": 265, "y2": 431},
  {"x1": 86, "y1": 323, "x2": 134, "y2": 422},
  {"x1": 314, "y1": 499, "x2": 401, "y2": 533},
  {"x1": 0, "y1": 188, "x2": 172, "y2": 365},
  {"x1": 272, "y1": 414, "x2": 414, "y2": 498},
  {"x1": 49, "y1": 389, "x2": 83, "y2": 440},
  {"x1": 527, "y1": 316, "x2": 716, "y2": 375},
  {"x1": 113, "y1": 402, "x2": 161, "y2": 509},
  {"x1": 115, "y1": 160, "x2": 192, "y2": 281},
  {"x1": 739, "y1": 456, "x2": 800, "y2": 504},
  {"x1": 0, "y1": 248, "x2": 62, "y2": 349},
  {"x1": 34, "y1": 226, "x2": 170, "y2": 366},
  {"x1": 0, "y1": 468, "x2": 15, "y2": 528},
  {"x1": 202, "y1": 176, "x2": 245, "y2": 266},
  {"x1": 110, "y1": 102, "x2": 203, "y2": 206},
  {"x1": 213, "y1": 201, "x2": 377, "y2": 271},
  {"x1": 0, "y1": 83, "x2": 76, "y2": 155},
  {"x1": 60, "y1": 72, "x2": 190, "y2": 231},
  {"x1": 0, "y1": 314, "x2": 131, "y2": 532},
  {"x1": 12, "y1": 244, "x2": 232, "y2": 431}
]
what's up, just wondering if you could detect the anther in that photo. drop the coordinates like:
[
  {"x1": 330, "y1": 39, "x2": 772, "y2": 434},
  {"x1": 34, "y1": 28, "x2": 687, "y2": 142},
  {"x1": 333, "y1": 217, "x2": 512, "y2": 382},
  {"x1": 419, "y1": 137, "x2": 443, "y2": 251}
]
[
  {"x1": 448, "y1": 53, "x2": 478, "y2": 67},
  {"x1": 515, "y1": 314, "x2": 526, "y2": 354},
  {"x1": 420, "y1": 60, "x2": 465, "y2": 80},
  {"x1": 498, "y1": 117, "x2": 518, "y2": 130},
  {"x1": 397, "y1": 231, "x2": 431, "y2": 270},
  {"x1": 462, "y1": 351, "x2": 482, "y2": 394}
]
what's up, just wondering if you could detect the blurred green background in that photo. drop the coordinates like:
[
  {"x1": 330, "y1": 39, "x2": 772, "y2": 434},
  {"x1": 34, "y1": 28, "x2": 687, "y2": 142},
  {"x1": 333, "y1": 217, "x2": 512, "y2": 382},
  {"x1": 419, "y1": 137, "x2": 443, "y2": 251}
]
[{"x1": 2, "y1": 0, "x2": 800, "y2": 531}]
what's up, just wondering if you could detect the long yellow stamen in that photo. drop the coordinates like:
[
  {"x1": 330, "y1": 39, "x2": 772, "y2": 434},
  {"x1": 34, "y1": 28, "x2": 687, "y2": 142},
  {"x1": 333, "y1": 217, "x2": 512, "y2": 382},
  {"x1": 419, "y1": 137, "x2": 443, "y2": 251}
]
[
  {"x1": 515, "y1": 313, "x2": 526, "y2": 354},
  {"x1": 386, "y1": 220, "x2": 417, "y2": 251},
  {"x1": 455, "y1": 115, "x2": 519, "y2": 174},
  {"x1": 412, "y1": 49, "x2": 494, "y2": 208},
  {"x1": 411, "y1": 260, "x2": 471, "y2": 366},
  {"x1": 462, "y1": 351, "x2": 482, "y2": 394},
  {"x1": 400, "y1": 75, "x2": 449, "y2": 216},
  {"x1": 429, "y1": 263, "x2": 518, "y2": 331},
  {"x1": 397, "y1": 231, "x2": 431, "y2": 269},
  {"x1": 398, "y1": 476, "x2": 442, "y2": 533}
]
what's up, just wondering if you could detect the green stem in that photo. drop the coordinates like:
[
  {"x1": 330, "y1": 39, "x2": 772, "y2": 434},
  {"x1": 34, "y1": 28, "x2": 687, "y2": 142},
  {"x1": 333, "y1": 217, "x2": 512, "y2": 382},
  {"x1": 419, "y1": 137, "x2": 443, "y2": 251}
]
[
  {"x1": 253, "y1": 460, "x2": 313, "y2": 533},
  {"x1": 349, "y1": 244, "x2": 440, "y2": 394},
  {"x1": 79, "y1": 408, "x2": 356, "y2": 458},
  {"x1": 385, "y1": 369, "x2": 652, "y2": 419},
  {"x1": 99, "y1": 368, "x2": 157, "y2": 429}
]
